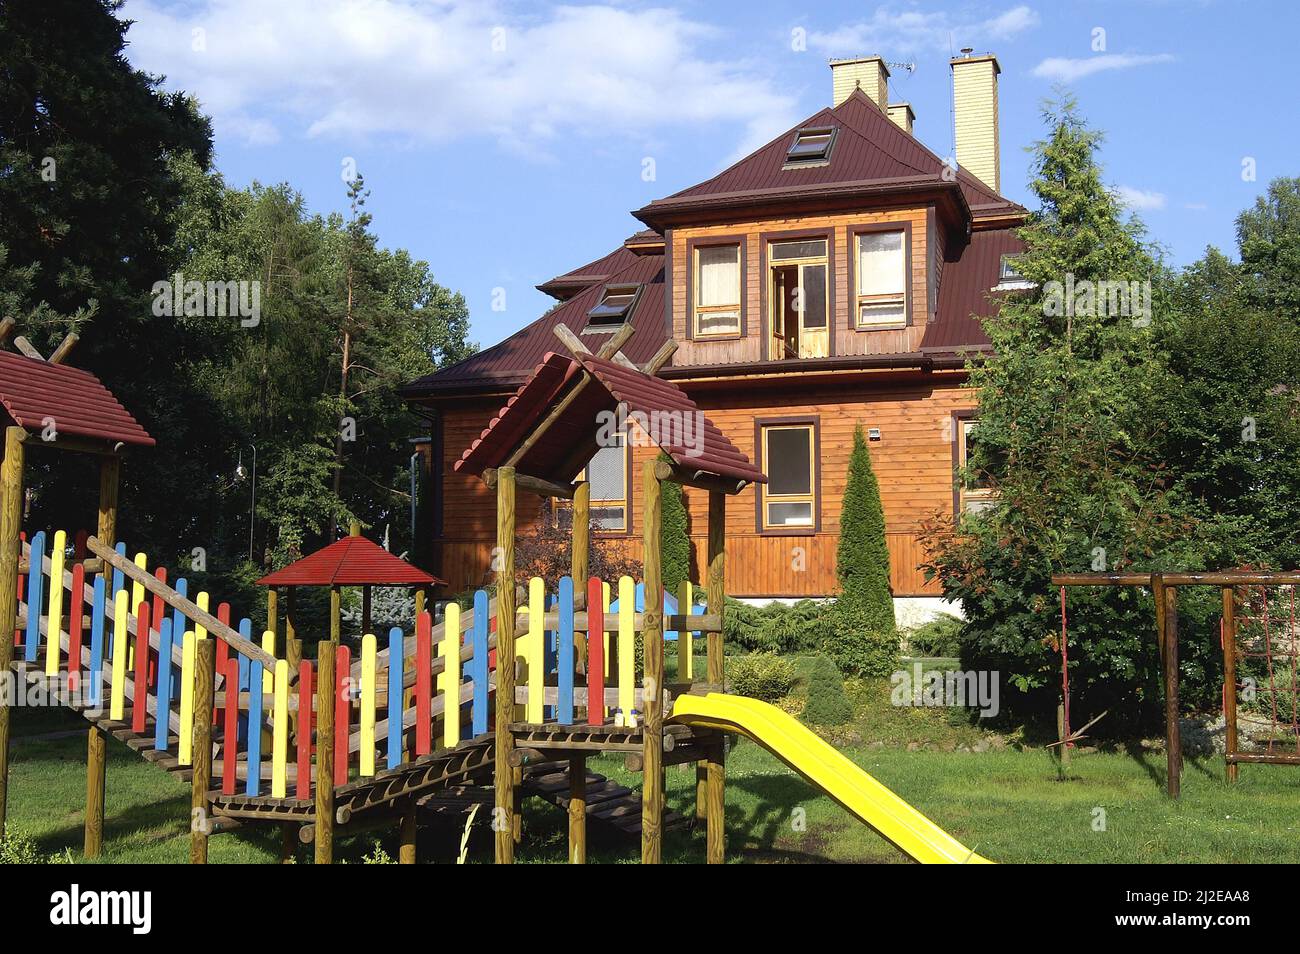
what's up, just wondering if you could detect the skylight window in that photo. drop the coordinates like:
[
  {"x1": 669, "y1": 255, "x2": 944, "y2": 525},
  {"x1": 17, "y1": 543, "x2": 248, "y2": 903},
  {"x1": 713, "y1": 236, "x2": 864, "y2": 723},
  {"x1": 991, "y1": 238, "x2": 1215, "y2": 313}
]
[
  {"x1": 995, "y1": 254, "x2": 1034, "y2": 291},
  {"x1": 586, "y1": 282, "x2": 642, "y2": 328},
  {"x1": 785, "y1": 126, "x2": 837, "y2": 167}
]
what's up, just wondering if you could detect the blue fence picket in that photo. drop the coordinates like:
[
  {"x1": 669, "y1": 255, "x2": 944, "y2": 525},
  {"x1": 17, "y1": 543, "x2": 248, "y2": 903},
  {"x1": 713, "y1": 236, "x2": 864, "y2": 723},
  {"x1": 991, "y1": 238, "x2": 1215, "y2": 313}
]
[
  {"x1": 111, "y1": 542, "x2": 126, "y2": 600},
  {"x1": 472, "y1": 590, "x2": 489, "y2": 736},
  {"x1": 169, "y1": 578, "x2": 187, "y2": 696},
  {"x1": 246, "y1": 659, "x2": 264, "y2": 796},
  {"x1": 387, "y1": 628, "x2": 403, "y2": 770},
  {"x1": 155, "y1": 618, "x2": 174, "y2": 751},
  {"x1": 23, "y1": 530, "x2": 45, "y2": 662},
  {"x1": 88, "y1": 575, "x2": 106, "y2": 707},
  {"x1": 557, "y1": 576, "x2": 574, "y2": 725}
]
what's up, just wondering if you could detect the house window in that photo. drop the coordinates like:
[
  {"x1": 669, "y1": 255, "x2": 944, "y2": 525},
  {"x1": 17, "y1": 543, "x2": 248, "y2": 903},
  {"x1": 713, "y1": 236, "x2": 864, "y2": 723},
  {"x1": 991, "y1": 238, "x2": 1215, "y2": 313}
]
[
  {"x1": 586, "y1": 283, "x2": 642, "y2": 329},
  {"x1": 957, "y1": 418, "x2": 995, "y2": 515},
  {"x1": 585, "y1": 432, "x2": 628, "y2": 531},
  {"x1": 855, "y1": 230, "x2": 907, "y2": 328},
  {"x1": 761, "y1": 423, "x2": 816, "y2": 528},
  {"x1": 769, "y1": 238, "x2": 829, "y2": 360},
  {"x1": 785, "y1": 126, "x2": 837, "y2": 166},
  {"x1": 693, "y1": 244, "x2": 741, "y2": 337},
  {"x1": 995, "y1": 253, "x2": 1033, "y2": 291}
]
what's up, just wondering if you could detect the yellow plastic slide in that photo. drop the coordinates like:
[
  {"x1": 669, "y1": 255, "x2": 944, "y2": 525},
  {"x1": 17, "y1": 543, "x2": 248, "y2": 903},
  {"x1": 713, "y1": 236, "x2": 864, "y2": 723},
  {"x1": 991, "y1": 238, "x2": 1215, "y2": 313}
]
[{"x1": 670, "y1": 693, "x2": 992, "y2": 864}]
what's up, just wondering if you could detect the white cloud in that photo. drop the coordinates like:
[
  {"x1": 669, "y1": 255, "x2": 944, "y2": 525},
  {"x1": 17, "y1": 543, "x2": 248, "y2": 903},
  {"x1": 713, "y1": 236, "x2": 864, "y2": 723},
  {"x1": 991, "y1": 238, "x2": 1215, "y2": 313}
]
[
  {"x1": 1031, "y1": 53, "x2": 1175, "y2": 82},
  {"x1": 1115, "y1": 185, "x2": 1167, "y2": 211},
  {"x1": 807, "y1": 4, "x2": 1039, "y2": 56},
  {"x1": 121, "y1": 0, "x2": 799, "y2": 154}
]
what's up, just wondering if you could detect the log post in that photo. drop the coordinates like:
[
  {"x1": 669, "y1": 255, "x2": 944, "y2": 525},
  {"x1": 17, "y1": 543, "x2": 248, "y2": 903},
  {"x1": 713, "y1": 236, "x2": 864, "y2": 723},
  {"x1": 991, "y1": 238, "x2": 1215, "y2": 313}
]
[
  {"x1": 399, "y1": 798, "x2": 417, "y2": 864},
  {"x1": 315, "y1": 641, "x2": 336, "y2": 864},
  {"x1": 1163, "y1": 582, "x2": 1181, "y2": 799},
  {"x1": 640, "y1": 461, "x2": 664, "y2": 864},
  {"x1": 85, "y1": 452, "x2": 120, "y2": 858},
  {"x1": 494, "y1": 466, "x2": 517, "y2": 864},
  {"x1": 190, "y1": 638, "x2": 216, "y2": 864},
  {"x1": 266, "y1": 587, "x2": 278, "y2": 648},
  {"x1": 0, "y1": 426, "x2": 26, "y2": 840},
  {"x1": 568, "y1": 754, "x2": 586, "y2": 863},
  {"x1": 329, "y1": 585, "x2": 341, "y2": 644},
  {"x1": 705, "y1": 489, "x2": 726, "y2": 863},
  {"x1": 1222, "y1": 585, "x2": 1238, "y2": 783},
  {"x1": 571, "y1": 481, "x2": 590, "y2": 674}
]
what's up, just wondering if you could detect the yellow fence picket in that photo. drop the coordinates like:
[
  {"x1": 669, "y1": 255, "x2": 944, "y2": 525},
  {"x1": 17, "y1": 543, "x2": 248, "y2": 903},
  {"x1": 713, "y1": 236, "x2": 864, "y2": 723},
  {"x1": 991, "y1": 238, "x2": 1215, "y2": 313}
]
[
  {"x1": 618, "y1": 576, "x2": 634, "y2": 724},
  {"x1": 678, "y1": 580, "x2": 694, "y2": 681},
  {"x1": 261, "y1": 630, "x2": 275, "y2": 693},
  {"x1": 526, "y1": 577, "x2": 544, "y2": 723},
  {"x1": 271, "y1": 659, "x2": 290, "y2": 798},
  {"x1": 360, "y1": 633, "x2": 377, "y2": 777},
  {"x1": 110, "y1": 589, "x2": 129, "y2": 720},
  {"x1": 441, "y1": 603, "x2": 461, "y2": 748},
  {"x1": 45, "y1": 530, "x2": 66, "y2": 677},
  {"x1": 178, "y1": 631, "x2": 196, "y2": 765}
]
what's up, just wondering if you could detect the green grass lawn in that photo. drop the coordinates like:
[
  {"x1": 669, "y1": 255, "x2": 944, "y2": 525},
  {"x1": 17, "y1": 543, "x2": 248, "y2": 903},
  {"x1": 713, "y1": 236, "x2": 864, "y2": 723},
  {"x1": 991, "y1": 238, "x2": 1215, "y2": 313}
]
[{"x1": 9, "y1": 699, "x2": 1300, "y2": 864}]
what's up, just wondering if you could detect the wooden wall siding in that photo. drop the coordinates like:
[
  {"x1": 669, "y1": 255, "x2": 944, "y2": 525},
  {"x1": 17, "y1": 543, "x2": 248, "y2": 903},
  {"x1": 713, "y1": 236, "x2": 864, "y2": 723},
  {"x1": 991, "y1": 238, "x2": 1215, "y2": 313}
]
[
  {"x1": 430, "y1": 376, "x2": 974, "y2": 598},
  {"x1": 670, "y1": 207, "x2": 932, "y2": 368}
]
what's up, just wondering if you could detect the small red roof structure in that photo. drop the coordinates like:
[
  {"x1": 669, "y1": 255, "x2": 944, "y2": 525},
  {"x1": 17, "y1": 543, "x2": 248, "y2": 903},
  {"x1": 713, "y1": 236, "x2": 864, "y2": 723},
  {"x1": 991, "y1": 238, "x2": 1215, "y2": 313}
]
[
  {"x1": 454, "y1": 351, "x2": 767, "y2": 487},
  {"x1": 0, "y1": 350, "x2": 154, "y2": 447},
  {"x1": 257, "y1": 535, "x2": 443, "y2": 587}
]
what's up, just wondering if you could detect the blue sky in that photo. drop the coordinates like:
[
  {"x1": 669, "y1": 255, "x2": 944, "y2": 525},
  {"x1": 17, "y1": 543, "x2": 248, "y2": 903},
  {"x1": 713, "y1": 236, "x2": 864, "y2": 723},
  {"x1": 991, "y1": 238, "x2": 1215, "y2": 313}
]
[{"x1": 121, "y1": 0, "x2": 1298, "y2": 348}]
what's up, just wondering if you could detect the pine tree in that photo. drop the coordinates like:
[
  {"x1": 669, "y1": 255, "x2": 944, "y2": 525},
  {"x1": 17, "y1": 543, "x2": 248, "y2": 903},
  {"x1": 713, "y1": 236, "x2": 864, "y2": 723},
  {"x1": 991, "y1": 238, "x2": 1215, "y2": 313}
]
[{"x1": 827, "y1": 424, "x2": 896, "y2": 676}]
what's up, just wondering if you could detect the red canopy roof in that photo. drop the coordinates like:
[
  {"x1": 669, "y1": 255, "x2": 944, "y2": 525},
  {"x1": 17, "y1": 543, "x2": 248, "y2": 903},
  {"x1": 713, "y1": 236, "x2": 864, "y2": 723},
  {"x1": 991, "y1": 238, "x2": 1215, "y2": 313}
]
[
  {"x1": 0, "y1": 351, "x2": 154, "y2": 447},
  {"x1": 454, "y1": 351, "x2": 766, "y2": 488},
  {"x1": 257, "y1": 536, "x2": 442, "y2": 587}
]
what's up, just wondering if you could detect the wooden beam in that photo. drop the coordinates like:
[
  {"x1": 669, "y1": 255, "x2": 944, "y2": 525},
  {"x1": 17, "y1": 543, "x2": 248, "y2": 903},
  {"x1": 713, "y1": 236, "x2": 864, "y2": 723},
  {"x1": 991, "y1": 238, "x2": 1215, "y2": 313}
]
[
  {"x1": 483, "y1": 467, "x2": 575, "y2": 500},
  {"x1": 642, "y1": 339, "x2": 678, "y2": 375},
  {"x1": 495, "y1": 466, "x2": 517, "y2": 864},
  {"x1": 0, "y1": 317, "x2": 15, "y2": 346},
  {"x1": 1222, "y1": 586, "x2": 1238, "y2": 784},
  {"x1": 48, "y1": 332, "x2": 79, "y2": 365},
  {"x1": 86, "y1": 536, "x2": 277, "y2": 667},
  {"x1": 1163, "y1": 583, "x2": 1181, "y2": 799},
  {"x1": 568, "y1": 755, "x2": 586, "y2": 864},
  {"x1": 399, "y1": 799, "x2": 417, "y2": 864},
  {"x1": 640, "y1": 460, "x2": 664, "y2": 864},
  {"x1": 552, "y1": 323, "x2": 592, "y2": 356},
  {"x1": 653, "y1": 458, "x2": 747, "y2": 496},
  {"x1": 315, "y1": 641, "x2": 336, "y2": 864},
  {"x1": 596, "y1": 323, "x2": 637, "y2": 359},
  {"x1": 12, "y1": 336, "x2": 42, "y2": 360},
  {"x1": 191, "y1": 638, "x2": 216, "y2": 864},
  {"x1": 705, "y1": 489, "x2": 726, "y2": 864},
  {"x1": 504, "y1": 370, "x2": 593, "y2": 470},
  {"x1": 84, "y1": 453, "x2": 119, "y2": 858},
  {"x1": 0, "y1": 426, "x2": 26, "y2": 841}
]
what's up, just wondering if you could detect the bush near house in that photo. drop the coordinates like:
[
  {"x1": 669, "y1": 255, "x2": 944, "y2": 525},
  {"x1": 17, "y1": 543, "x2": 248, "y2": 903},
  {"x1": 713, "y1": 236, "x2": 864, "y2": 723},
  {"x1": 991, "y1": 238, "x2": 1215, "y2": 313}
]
[
  {"x1": 726, "y1": 654, "x2": 799, "y2": 704},
  {"x1": 724, "y1": 598, "x2": 832, "y2": 654},
  {"x1": 659, "y1": 452, "x2": 692, "y2": 596},
  {"x1": 800, "y1": 655, "x2": 853, "y2": 726}
]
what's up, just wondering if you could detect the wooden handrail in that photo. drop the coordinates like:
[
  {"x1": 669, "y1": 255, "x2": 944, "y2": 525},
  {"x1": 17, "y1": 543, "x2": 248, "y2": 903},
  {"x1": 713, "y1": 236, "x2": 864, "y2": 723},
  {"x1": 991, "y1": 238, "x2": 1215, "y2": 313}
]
[{"x1": 86, "y1": 535, "x2": 277, "y2": 668}]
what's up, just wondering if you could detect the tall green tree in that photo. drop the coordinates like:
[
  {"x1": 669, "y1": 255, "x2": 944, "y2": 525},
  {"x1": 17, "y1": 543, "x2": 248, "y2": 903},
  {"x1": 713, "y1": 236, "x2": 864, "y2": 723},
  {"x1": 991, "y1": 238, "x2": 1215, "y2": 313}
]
[
  {"x1": 658, "y1": 452, "x2": 691, "y2": 595},
  {"x1": 828, "y1": 424, "x2": 896, "y2": 677}
]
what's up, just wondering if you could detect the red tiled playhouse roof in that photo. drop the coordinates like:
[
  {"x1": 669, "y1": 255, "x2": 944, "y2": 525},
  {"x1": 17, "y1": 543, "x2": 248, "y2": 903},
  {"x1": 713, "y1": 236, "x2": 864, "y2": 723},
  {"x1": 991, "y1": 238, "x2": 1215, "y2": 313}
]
[
  {"x1": 257, "y1": 535, "x2": 442, "y2": 586},
  {"x1": 454, "y1": 352, "x2": 767, "y2": 487},
  {"x1": 0, "y1": 350, "x2": 154, "y2": 447}
]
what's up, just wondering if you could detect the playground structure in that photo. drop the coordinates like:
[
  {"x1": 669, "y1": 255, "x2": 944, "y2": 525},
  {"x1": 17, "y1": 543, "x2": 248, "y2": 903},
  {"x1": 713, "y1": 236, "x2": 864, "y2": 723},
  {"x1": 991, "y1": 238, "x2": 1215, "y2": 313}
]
[
  {"x1": 0, "y1": 320, "x2": 990, "y2": 864},
  {"x1": 1056, "y1": 569, "x2": 1300, "y2": 798}
]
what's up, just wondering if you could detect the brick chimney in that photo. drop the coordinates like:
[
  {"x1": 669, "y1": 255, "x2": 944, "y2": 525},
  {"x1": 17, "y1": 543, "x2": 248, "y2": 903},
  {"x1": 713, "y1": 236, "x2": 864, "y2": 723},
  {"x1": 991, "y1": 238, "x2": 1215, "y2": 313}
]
[
  {"x1": 830, "y1": 56, "x2": 889, "y2": 108},
  {"x1": 950, "y1": 50, "x2": 1001, "y2": 193},
  {"x1": 886, "y1": 103, "x2": 915, "y2": 134}
]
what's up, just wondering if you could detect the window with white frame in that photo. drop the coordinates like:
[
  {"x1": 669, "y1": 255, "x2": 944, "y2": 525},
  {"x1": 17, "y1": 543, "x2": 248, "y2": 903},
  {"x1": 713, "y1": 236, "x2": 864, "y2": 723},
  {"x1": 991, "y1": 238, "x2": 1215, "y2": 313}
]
[
  {"x1": 855, "y1": 230, "x2": 907, "y2": 328},
  {"x1": 957, "y1": 417, "x2": 995, "y2": 515},
  {"x1": 585, "y1": 432, "x2": 628, "y2": 530},
  {"x1": 694, "y1": 244, "x2": 741, "y2": 337},
  {"x1": 761, "y1": 423, "x2": 816, "y2": 528}
]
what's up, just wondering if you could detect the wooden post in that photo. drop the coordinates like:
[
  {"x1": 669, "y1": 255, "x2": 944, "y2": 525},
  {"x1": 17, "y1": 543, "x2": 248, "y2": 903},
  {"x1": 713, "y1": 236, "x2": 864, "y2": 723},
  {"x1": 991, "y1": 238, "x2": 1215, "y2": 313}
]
[
  {"x1": 494, "y1": 466, "x2": 517, "y2": 864},
  {"x1": 572, "y1": 481, "x2": 590, "y2": 674},
  {"x1": 330, "y1": 585, "x2": 341, "y2": 644},
  {"x1": 0, "y1": 426, "x2": 26, "y2": 840},
  {"x1": 704, "y1": 490, "x2": 726, "y2": 863},
  {"x1": 640, "y1": 462, "x2": 664, "y2": 865},
  {"x1": 568, "y1": 754, "x2": 586, "y2": 863},
  {"x1": 399, "y1": 799, "x2": 417, "y2": 864},
  {"x1": 1056, "y1": 703, "x2": 1070, "y2": 775},
  {"x1": 1222, "y1": 585, "x2": 1238, "y2": 783},
  {"x1": 315, "y1": 641, "x2": 336, "y2": 864},
  {"x1": 1163, "y1": 582, "x2": 1181, "y2": 799},
  {"x1": 191, "y1": 638, "x2": 216, "y2": 864},
  {"x1": 267, "y1": 587, "x2": 278, "y2": 645},
  {"x1": 414, "y1": 587, "x2": 425, "y2": 621},
  {"x1": 85, "y1": 452, "x2": 120, "y2": 858}
]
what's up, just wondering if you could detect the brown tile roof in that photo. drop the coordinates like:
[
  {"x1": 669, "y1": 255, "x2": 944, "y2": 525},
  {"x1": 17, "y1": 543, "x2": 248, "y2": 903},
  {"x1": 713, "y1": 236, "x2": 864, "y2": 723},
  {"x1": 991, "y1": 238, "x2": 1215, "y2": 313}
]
[
  {"x1": 453, "y1": 352, "x2": 766, "y2": 487},
  {"x1": 920, "y1": 228, "x2": 1025, "y2": 353},
  {"x1": 635, "y1": 90, "x2": 1022, "y2": 227},
  {"x1": 401, "y1": 252, "x2": 667, "y2": 397},
  {"x1": 0, "y1": 351, "x2": 155, "y2": 447},
  {"x1": 536, "y1": 243, "x2": 644, "y2": 301},
  {"x1": 257, "y1": 535, "x2": 441, "y2": 586}
]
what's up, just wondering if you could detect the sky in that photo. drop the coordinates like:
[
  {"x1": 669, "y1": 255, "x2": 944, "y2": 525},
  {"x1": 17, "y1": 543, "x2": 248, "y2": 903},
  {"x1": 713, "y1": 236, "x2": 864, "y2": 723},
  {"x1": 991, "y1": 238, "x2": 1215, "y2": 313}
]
[{"x1": 119, "y1": 0, "x2": 1299, "y2": 348}]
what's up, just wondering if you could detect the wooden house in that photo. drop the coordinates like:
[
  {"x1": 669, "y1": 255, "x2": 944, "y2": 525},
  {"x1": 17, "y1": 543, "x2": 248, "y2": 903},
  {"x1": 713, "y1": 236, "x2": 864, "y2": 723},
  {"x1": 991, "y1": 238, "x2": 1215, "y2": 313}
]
[{"x1": 401, "y1": 53, "x2": 1027, "y2": 621}]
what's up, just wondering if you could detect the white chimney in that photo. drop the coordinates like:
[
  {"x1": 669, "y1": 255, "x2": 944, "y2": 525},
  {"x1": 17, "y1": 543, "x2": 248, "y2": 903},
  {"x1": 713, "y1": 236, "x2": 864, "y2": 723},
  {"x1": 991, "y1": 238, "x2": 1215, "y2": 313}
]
[
  {"x1": 830, "y1": 56, "x2": 889, "y2": 109},
  {"x1": 950, "y1": 50, "x2": 1001, "y2": 193}
]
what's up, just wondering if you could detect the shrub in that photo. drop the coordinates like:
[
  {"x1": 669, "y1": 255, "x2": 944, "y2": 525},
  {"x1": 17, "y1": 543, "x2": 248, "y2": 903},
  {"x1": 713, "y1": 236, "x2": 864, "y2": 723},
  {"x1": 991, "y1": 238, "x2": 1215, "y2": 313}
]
[
  {"x1": 727, "y1": 653, "x2": 799, "y2": 704},
  {"x1": 801, "y1": 655, "x2": 853, "y2": 726},
  {"x1": 659, "y1": 452, "x2": 692, "y2": 595},
  {"x1": 0, "y1": 826, "x2": 72, "y2": 864},
  {"x1": 724, "y1": 598, "x2": 832, "y2": 654},
  {"x1": 905, "y1": 614, "x2": 963, "y2": 657},
  {"x1": 826, "y1": 608, "x2": 898, "y2": 678}
]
